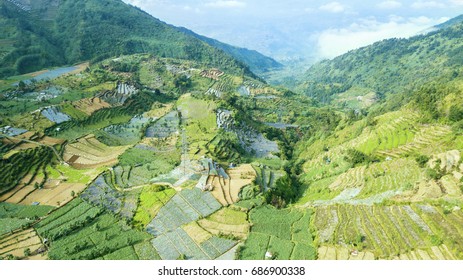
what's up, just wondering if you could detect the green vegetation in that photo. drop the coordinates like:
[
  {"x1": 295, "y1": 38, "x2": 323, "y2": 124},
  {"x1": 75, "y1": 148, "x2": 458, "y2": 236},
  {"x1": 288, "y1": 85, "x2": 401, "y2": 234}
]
[
  {"x1": 34, "y1": 198, "x2": 152, "y2": 260},
  {"x1": 0, "y1": 146, "x2": 55, "y2": 194},
  {"x1": 3, "y1": 7, "x2": 463, "y2": 261},
  {"x1": 239, "y1": 206, "x2": 316, "y2": 260},
  {"x1": 0, "y1": 0, "x2": 272, "y2": 79},
  {"x1": 133, "y1": 186, "x2": 176, "y2": 229}
]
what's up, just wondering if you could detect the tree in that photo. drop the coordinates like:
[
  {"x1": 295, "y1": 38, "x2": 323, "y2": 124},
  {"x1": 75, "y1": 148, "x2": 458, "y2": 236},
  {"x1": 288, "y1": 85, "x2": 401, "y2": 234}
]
[{"x1": 24, "y1": 248, "x2": 31, "y2": 257}]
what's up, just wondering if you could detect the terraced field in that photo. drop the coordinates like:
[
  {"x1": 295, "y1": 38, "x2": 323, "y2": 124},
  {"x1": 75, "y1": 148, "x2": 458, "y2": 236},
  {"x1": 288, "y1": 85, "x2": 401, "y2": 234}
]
[
  {"x1": 98, "y1": 83, "x2": 137, "y2": 105},
  {"x1": 97, "y1": 116, "x2": 152, "y2": 146},
  {"x1": 198, "y1": 207, "x2": 250, "y2": 239},
  {"x1": 208, "y1": 164, "x2": 256, "y2": 206},
  {"x1": 0, "y1": 203, "x2": 53, "y2": 259},
  {"x1": 151, "y1": 227, "x2": 236, "y2": 260},
  {"x1": 239, "y1": 206, "x2": 316, "y2": 260},
  {"x1": 146, "y1": 188, "x2": 222, "y2": 237},
  {"x1": 63, "y1": 135, "x2": 129, "y2": 169},
  {"x1": 0, "y1": 146, "x2": 56, "y2": 203},
  {"x1": 72, "y1": 97, "x2": 111, "y2": 115},
  {"x1": 34, "y1": 198, "x2": 151, "y2": 260},
  {"x1": 0, "y1": 228, "x2": 44, "y2": 260},
  {"x1": 313, "y1": 204, "x2": 463, "y2": 259},
  {"x1": 80, "y1": 173, "x2": 139, "y2": 220},
  {"x1": 133, "y1": 186, "x2": 176, "y2": 229},
  {"x1": 205, "y1": 74, "x2": 238, "y2": 97},
  {"x1": 376, "y1": 125, "x2": 452, "y2": 159},
  {"x1": 145, "y1": 111, "x2": 179, "y2": 139},
  {"x1": 177, "y1": 95, "x2": 218, "y2": 158}
]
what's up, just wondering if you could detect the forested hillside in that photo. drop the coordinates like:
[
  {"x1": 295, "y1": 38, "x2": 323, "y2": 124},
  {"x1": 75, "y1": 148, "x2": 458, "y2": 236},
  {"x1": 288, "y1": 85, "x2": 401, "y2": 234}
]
[{"x1": 0, "y1": 0, "x2": 277, "y2": 78}]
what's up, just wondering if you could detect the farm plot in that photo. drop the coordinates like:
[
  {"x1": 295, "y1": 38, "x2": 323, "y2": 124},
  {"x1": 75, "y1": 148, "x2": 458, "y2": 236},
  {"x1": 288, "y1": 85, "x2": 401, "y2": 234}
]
[
  {"x1": 317, "y1": 246, "x2": 375, "y2": 260},
  {"x1": 34, "y1": 198, "x2": 152, "y2": 260},
  {"x1": 300, "y1": 157, "x2": 423, "y2": 206},
  {"x1": 151, "y1": 227, "x2": 236, "y2": 260},
  {"x1": 198, "y1": 207, "x2": 250, "y2": 239},
  {"x1": 0, "y1": 146, "x2": 55, "y2": 200},
  {"x1": 0, "y1": 228, "x2": 44, "y2": 260},
  {"x1": 146, "y1": 188, "x2": 221, "y2": 237},
  {"x1": 72, "y1": 97, "x2": 111, "y2": 115},
  {"x1": 133, "y1": 186, "x2": 176, "y2": 229},
  {"x1": 206, "y1": 134, "x2": 242, "y2": 162},
  {"x1": 97, "y1": 116, "x2": 152, "y2": 146},
  {"x1": 63, "y1": 135, "x2": 129, "y2": 169},
  {"x1": 1, "y1": 126, "x2": 27, "y2": 137},
  {"x1": 114, "y1": 146, "x2": 181, "y2": 189},
  {"x1": 313, "y1": 204, "x2": 463, "y2": 259},
  {"x1": 41, "y1": 106, "x2": 71, "y2": 124},
  {"x1": 177, "y1": 95, "x2": 218, "y2": 158},
  {"x1": 0, "y1": 203, "x2": 53, "y2": 257},
  {"x1": 209, "y1": 176, "x2": 232, "y2": 206},
  {"x1": 98, "y1": 83, "x2": 137, "y2": 105},
  {"x1": 205, "y1": 74, "x2": 238, "y2": 98},
  {"x1": 80, "y1": 173, "x2": 138, "y2": 220},
  {"x1": 133, "y1": 241, "x2": 161, "y2": 260},
  {"x1": 239, "y1": 206, "x2": 316, "y2": 260},
  {"x1": 356, "y1": 111, "x2": 418, "y2": 155},
  {"x1": 376, "y1": 125, "x2": 452, "y2": 159},
  {"x1": 145, "y1": 111, "x2": 179, "y2": 138}
]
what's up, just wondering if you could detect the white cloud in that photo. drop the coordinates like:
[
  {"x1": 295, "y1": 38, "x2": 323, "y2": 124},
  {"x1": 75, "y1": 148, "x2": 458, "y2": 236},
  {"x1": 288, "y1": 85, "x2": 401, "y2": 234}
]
[
  {"x1": 316, "y1": 17, "x2": 444, "y2": 59},
  {"x1": 319, "y1": 2, "x2": 346, "y2": 13},
  {"x1": 377, "y1": 1, "x2": 403, "y2": 9},
  {"x1": 205, "y1": 1, "x2": 246, "y2": 8},
  {"x1": 411, "y1": 1, "x2": 446, "y2": 9},
  {"x1": 450, "y1": 0, "x2": 463, "y2": 5}
]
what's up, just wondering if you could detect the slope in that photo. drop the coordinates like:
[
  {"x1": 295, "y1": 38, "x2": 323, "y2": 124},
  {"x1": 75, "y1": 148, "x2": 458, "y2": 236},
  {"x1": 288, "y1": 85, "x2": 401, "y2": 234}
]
[
  {"x1": 296, "y1": 15, "x2": 463, "y2": 104},
  {"x1": 0, "y1": 0, "x2": 274, "y2": 78}
]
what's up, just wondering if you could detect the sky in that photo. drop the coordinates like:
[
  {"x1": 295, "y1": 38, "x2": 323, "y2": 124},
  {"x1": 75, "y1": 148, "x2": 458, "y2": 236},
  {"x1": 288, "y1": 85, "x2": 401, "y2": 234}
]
[{"x1": 122, "y1": 0, "x2": 463, "y2": 61}]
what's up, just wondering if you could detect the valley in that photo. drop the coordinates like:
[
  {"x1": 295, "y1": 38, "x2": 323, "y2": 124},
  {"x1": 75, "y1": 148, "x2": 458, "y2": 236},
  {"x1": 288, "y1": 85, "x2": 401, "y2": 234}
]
[{"x1": 0, "y1": 0, "x2": 463, "y2": 262}]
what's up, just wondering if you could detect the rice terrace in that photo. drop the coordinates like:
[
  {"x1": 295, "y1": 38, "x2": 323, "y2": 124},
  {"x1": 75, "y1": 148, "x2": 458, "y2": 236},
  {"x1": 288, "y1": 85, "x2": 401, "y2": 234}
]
[{"x1": 1, "y1": 0, "x2": 463, "y2": 262}]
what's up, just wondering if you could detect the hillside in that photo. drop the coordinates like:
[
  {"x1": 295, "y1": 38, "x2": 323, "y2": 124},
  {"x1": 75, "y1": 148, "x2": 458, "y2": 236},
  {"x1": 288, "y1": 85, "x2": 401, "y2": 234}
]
[
  {"x1": 0, "y1": 0, "x2": 277, "y2": 78},
  {"x1": 178, "y1": 27, "x2": 283, "y2": 74},
  {"x1": 296, "y1": 16, "x2": 463, "y2": 106},
  {"x1": 1, "y1": 5, "x2": 463, "y2": 261},
  {"x1": 287, "y1": 14, "x2": 463, "y2": 260}
]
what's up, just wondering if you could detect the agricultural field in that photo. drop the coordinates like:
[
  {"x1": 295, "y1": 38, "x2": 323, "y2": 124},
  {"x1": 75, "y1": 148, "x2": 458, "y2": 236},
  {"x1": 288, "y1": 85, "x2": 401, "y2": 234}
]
[
  {"x1": 313, "y1": 204, "x2": 463, "y2": 260},
  {"x1": 34, "y1": 198, "x2": 152, "y2": 260},
  {"x1": 80, "y1": 173, "x2": 139, "y2": 220},
  {"x1": 239, "y1": 205, "x2": 316, "y2": 260},
  {"x1": 133, "y1": 186, "x2": 176, "y2": 229},
  {"x1": 198, "y1": 207, "x2": 250, "y2": 239},
  {"x1": 63, "y1": 135, "x2": 129, "y2": 169},
  {"x1": 0, "y1": 228, "x2": 45, "y2": 260},
  {"x1": 0, "y1": 146, "x2": 56, "y2": 203},
  {"x1": 72, "y1": 97, "x2": 111, "y2": 115},
  {"x1": 146, "y1": 188, "x2": 222, "y2": 237},
  {"x1": 145, "y1": 111, "x2": 179, "y2": 139},
  {"x1": 96, "y1": 115, "x2": 152, "y2": 146},
  {"x1": 177, "y1": 94, "x2": 218, "y2": 158},
  {"x1": 151, "y1": 227, "x2": 237, "y2": 260},
  {"x1": 0, "y1": 202, "x2": 53, "y2": 259}
]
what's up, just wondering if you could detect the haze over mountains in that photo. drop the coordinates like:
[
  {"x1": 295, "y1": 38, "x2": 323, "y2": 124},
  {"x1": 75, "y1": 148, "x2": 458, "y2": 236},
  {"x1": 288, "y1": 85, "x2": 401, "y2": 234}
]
[
  {"x1": 122, "y1": 0, "x2": 463, "y2": 61},
  {"x1": 0, "y1": 0, "x2": 280, "y2": 78}
]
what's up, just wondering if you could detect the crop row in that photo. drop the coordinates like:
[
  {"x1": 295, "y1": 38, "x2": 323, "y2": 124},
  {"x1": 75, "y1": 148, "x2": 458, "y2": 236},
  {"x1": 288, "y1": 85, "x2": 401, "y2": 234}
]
[
  {"x1": 313, "y1": 204, "x2": 463, "y2": 259},
  {"x1": 146, "y1": 188, "x2": 221, "y2": 237}
]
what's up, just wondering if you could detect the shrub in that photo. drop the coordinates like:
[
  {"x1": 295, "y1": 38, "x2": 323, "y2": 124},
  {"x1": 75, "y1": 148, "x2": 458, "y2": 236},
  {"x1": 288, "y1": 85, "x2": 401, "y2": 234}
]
[{"x1": 415, "y1": 155, "x2": 430, "y2": 168}]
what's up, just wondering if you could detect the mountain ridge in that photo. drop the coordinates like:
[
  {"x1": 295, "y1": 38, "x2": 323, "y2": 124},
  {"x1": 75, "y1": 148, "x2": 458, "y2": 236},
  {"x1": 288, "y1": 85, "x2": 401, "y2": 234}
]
[{"x1": 0, "y1": 0, "x2": 278, "y2": 78}]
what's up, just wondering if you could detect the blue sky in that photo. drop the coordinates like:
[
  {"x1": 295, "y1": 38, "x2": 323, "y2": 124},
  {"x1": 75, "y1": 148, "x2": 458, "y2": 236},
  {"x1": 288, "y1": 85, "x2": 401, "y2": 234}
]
[{"x1": 122, "y1": 0, "x2": 463, "y2": 60}]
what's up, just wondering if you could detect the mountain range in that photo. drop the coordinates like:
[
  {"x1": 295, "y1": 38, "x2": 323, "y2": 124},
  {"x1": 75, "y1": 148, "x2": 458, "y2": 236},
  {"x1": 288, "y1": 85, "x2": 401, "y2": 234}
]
[{"x1": 0, "y1": 0, "x2": 280, "y2": 78}]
